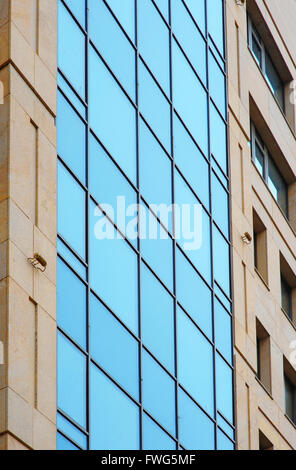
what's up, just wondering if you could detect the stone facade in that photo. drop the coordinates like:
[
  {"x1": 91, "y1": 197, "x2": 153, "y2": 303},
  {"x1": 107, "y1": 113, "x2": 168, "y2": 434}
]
[
  {"x1": 0, "y1": 0, "x2": 57, "y2": 450},
  {"x1": 227, "y1": 0, "x2": 296, "y2": 450}
]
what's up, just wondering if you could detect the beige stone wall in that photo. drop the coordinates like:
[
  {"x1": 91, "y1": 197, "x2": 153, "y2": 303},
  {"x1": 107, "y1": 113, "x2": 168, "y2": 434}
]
[
  {"x1": 227, "y1": 0, "x2": 296, "y2": 450},
  {"x1": 0, "y1": 0, "x2": 57, "y2": 450}
]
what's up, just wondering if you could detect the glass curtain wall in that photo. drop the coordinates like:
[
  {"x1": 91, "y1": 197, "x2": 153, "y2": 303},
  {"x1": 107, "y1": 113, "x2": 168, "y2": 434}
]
[{"x1": 57, "y1": 0, "x2": 234, "y2": 450}]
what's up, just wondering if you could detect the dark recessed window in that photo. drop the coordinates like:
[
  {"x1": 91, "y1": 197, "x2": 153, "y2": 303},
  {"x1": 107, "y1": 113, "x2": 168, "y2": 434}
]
[
  {"x1": 281, "y1": 276, "x2": 292, "y2": 320},
  {"x1": 285, "y1": 374, "x2": 296, "y2": 424},
  {"x1": 248, "y1": 15, "x2": 285, "y2": 111},
  {"x1": 259, "y1": 430, "x2": 273, "y2": 451},
  {"x1": 256, "y1": 319, "x2": 271, "y2": 393},
  {"x1": 253, "y1": 210, "x2": 268, "y2": 284},
  {"x1": 251, "y1": 123, "x2": 288, "y2": 218}
]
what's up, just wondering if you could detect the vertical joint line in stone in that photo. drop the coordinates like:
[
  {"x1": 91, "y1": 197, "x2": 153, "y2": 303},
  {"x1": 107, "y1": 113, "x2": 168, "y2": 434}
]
[
  {"x1": 242, "y1": 261, "x2": 248, "y2": 333},
  {"x1": 30, "y1": 297, "x2": 38, "y2": 409},
  {"x1": 235, "y1": 22, "x2": 241, "y2": 98},
  {"x1": 239, "y1": 144, "x2": 245, "y2": 214},
  {"x1": 31, "y1": 0, "x2": 39, "y2": 54},
  {"x1": 0, "y1": 340, "x2": 4, "y2": 365},
  {"x1": 246, "y1": 383, "x2": 251, "y2": 450},
  {"x1": 30, "y1": 119, "x2": 39, "y2": 227}
]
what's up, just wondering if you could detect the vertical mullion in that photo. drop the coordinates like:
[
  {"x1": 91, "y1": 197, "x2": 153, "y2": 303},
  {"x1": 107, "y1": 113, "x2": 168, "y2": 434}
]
[
  {"x1": 135, "y1": 0, "x2": 143, "y2": 451},
  {"x1": 169, "y1": 0, "x2": 179, "y2": 450},
  {"x1": 85, "y1": 0, "x2": 91, "y2": 451},
  {"x1": 206, "y1": 0, "x2": 218, "y2": 450},
  {"x1": 223, "y1": 0, "x2": 236, "y2": 449}
]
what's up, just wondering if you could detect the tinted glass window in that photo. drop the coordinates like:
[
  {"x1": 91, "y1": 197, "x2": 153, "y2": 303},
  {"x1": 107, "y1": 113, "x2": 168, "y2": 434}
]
[
  {"x1": 179, "y1": 388, "x2": 215, "y2": 450},
  {"x1": 57, "y1": 333, "x2": 86, "y2": 428},
  {"x1": 143, "y1": 413, "x2": 176, "y2": 450},
  {"x1": 89, "y1": 0, "x2": 136, "y2": 100},
  {"x1": 138, "y1": 0, "x2": 170, "y2": 95},
  {"x1": 58, "y1": 0, "x2": 85, "y2": 97},
  {"x1": 138, "y1": 60, "x2": 171, "y2": 152},
  {"x1": 172, "y1": 40, "x2": 208, "y2": 156},
  {"x1": 57, "y1": 91, "x2": 86, "y2": 183},
  {"x1": 57, "y1": 258, "x2": 87, "y2": 348},
  {"x1": 171, "y1": 0, "x2": 207, "y2": 85},
  {"x1": 89, "y1": 46, "x2": 137, "y2": 184},
  {"x1": 174, "y1": 114, "x2": 210, "y2": 210},
  {"x1": 105, "y1": 0, "x2": 135, "y2": 42},
  {"x1": 90, "y1": 294, "x2": 139, "y2": 399},
  {"x1": 90, "y1": 364, "x2": 140, "y2": 450},
  {"x1": 177, "y1": 308, "x2": 214, "y2": 416},
  {"x1": 142, "y1": 351, "x2": 176, "y2": 435},
  {"x1": 57, "y1": 162, "x2": 86, "y2": 259},
  {"x1": 176, "y1": 248, "x2": 212, "y2": 338},
  {"x1": 141, "y1": 263, "x2": 175, "y2": 373},
  {"x1": 89, "y1": 201, "x2": 138, "y2": 333}
]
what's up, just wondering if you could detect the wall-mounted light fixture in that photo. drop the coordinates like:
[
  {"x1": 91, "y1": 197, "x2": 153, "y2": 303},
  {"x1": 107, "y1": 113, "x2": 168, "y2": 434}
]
[
  {"x1": 28, "y1": 253, "x2": 47, "y2": 272},
  {"x1": 235, "y1": 0, "x2": 245, "y2": 5},
  {"x1": 242, "y1": 232, "x2": 252, "y2": 244}
]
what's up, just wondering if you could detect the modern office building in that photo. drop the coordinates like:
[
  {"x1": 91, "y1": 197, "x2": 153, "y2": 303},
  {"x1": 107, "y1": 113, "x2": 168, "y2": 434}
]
[{"x1": 0, "y1": 0, "x2": 294, "y2": 451}]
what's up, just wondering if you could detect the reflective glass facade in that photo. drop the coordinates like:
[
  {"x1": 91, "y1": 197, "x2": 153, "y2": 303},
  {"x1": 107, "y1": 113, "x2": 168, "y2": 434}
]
[{"x1": 57, "y1": 0, "x2": 234, "y2": 450}]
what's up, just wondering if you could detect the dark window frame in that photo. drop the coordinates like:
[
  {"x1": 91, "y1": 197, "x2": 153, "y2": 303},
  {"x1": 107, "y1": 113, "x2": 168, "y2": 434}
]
[
  {"x1": 250, "y1": 122, "x2": 289, "y2": 218},
  {"x1": 247, "y1": 14, "x2": 285, "y2": 112}
]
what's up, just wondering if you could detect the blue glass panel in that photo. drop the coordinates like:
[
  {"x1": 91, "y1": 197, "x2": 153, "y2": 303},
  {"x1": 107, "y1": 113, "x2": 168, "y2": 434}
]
[
  {"x1": 89, "y1": 0, "x2": 135, "y2": 100},
  {"x1": 171, "y1": 0, "x2": 206, "y2": 85},
  {"x1": 209, "y1": 37, "x2": 225, "y2": 71},
  {"x1": 209, "y1": 51, "x2": 226, "y2": 118},
  {"x1": 90, "y1": 294, "x2": 139, "y2": 400},
  {"x1": 174, "y1": 115, "x2": 209, "y2": 210},
  {"x1": 217, "y1": 430, "x2": 235, "y2": 450},
  {"x1": 57, "y1": 91, "x2": 86, "y2": 183},
  {"x1": 217, "y1": 413, "x2": 235, "y2": 441},
  {"x1": 216, "y1": 354, "x2": 233, "y2": 424},
  {"x1": 213, "y1": 225, "x2": 230, "y2": 297},
  {"x1": 177, "y1": 307, "x2": 214, "y2": 416},
  {"x1": 89, "y1": 200, "x2": 138, "y2": 333},
  {"x1": 208, "y1": 0, "x2": 224, "y2": 56},
  {"x1": 211, "y1": 157, "x2": 228, "y2": 188},
  {"x1": 178, "y1": 389, "x2": 215, "y2": 450},
  {"x1": 175, "y1": 170, "x2": 211, "y2": 284},
  {"x1": 172, "y1": 40, "x2": 208, "y2": 156},
  {"x1": 139, "y1": 119, "x2": 172, "y2": 231},
  {"x1": 184, "y1": 0, "x2": 206, "y2": 33},
  {"x1": 215, "y1": 299, "x2": 232, "y2": 364},
  {"x1": 141, "y1": 263, "x2": 175, "y2": 373},
  {"x1": 140, "y1": 205, "x2": 174, "y2": 292},
  {"x1": 176, "y1": 248, "x2": 212, "y2": 339},
  {"x1": 215, "y1": 283, "x2": 232, "y2": 313},
  {"x1": 57, "y1": 239, "x2": 87, "y2": 281},
  {"x1": 57, "y1": 258, "x2": 87, "y2": 349},
  {"x1": 57, "y1": 432, "x2": 79, "y2": 450},
  {"x1": 105, "y1": 0, "x2": 135, "y2": 42},
  {"x1": 64, "y1": 0, "x2": 86, "y2": 27},
  {"x1": 212, "y1": 170, "x2": 229, "y2": 238},
  {"x1": 138, "y1": 60, "x2": 171, "y2": 152},
  {"x1": 210, "y1": 103, "x2": 227, "y2": 174},
  {"x1": 89, "y1": 46, "x2": 137, "y2": 184},
  {"x1": 58, "y1": 72, "x2": 86, "y2": 118},
  {"x1": 154, "y1": 0, "x2": 169, "y2": 21},
  {"x1": 89, "y1": 134, "x2": 137, "y2": 245},
  {"x1": 57, "y1": 413, "x2": 87, "y2": 449},
  {"x1": 57, "y1": 333, "x2": 86, "y2": 428},
  {"x1": 57, "y1": 162, "x2": 86, "y2": 260},
  {"x1": 90, "y1": 364, "x2": 140, "y2": 450},
  {"x1": 142, "y1": 351, "x2": 176, "y2": 436},
  {"x1": 58, "y1": 0, "x2": 85, "y2": 97},
  {"x1": 143, "y1": 413, "x2": 176, "y2": 450},
  {"x1": 138, "y1": 0, "x2": 170, "y2": 95}
]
